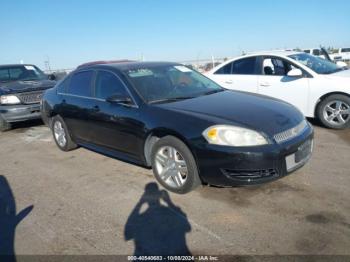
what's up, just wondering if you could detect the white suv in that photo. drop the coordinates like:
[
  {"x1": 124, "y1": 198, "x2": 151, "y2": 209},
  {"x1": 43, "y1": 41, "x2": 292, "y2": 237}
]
[
  {"x1": 206, "y1": 51, "x2": 350, "y2": 129},
  {"x1": 330, "y1": 48, "x2": 350, "y2": 61}
]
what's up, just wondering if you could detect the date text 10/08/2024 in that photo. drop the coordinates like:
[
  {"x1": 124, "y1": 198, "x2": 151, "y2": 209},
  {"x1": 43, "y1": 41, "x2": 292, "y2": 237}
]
[{"x1": 127, "y1": 256, "x2": 219, "y2": 261}]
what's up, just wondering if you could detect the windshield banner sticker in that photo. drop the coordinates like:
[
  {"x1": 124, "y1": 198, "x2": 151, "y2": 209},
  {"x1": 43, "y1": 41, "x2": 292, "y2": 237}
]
[{"x1": 174, "y1": 66, "x2": 192, "y2": 73}]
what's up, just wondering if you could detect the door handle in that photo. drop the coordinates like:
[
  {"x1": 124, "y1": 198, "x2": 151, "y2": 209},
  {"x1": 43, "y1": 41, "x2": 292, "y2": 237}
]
[
  {"x1": 259, "y1": 82, "x2": 271, "y2": 87},
  {"x1": 92, "y1": 105, "x2": 100, "y2": 112},
  {"x1": 225, "y1": 80, "x2": 233, "y2": 84},
  {"x1": 111, "y1": 114, "x2": 119, "y2": 121}
]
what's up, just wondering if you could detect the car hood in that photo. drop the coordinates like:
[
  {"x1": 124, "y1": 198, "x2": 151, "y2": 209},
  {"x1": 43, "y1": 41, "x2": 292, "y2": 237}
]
[
  {"x1": 157, "y1": 90, "x2": 305, "y2": 136},
  {"x1": 328, "y1": 69, "x2": 350, "y2": 78},
  {"x1": 0, "y1": 79, "x2": 56, "y2": 95}
]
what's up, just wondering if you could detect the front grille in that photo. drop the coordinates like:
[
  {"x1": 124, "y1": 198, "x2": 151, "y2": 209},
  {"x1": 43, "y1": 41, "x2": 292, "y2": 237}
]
[
  {"x1": 274, "y1": 120, "x2": 308, "y2": 144},
  {"x1": 222, "y1": 168, "x2": 278, "y2": 181},
  {"x1": 17, "y1": 91, "x2": 44, "y2": 104}
]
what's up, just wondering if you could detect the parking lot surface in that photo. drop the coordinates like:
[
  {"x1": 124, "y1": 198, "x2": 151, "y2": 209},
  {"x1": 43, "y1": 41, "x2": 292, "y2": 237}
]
[{"x1": 0, "y1": 121, "x2": 349, "y2": 255}]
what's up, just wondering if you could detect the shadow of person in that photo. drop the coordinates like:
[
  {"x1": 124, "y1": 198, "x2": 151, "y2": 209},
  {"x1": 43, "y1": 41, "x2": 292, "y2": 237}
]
[
  {"x1": 124, "y1": 183, "x2": 191, "y2": 256},
  {"x1": 0, "y1": 176, "x2": 33, "y2": 261}
]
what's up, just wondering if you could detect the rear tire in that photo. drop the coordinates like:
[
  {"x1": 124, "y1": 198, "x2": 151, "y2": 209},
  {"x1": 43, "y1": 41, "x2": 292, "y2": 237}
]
[
  {"x1": 0, "y1": 115, "x2": 12, "y2": 132},
  {"x1": 317, "y1": 94, "x2": 350, "y2": 129},
  {"x1": 151, "y1": 136, "x2": 201, "y2": 194},
  {"x1": 51, "y1": 115, "x2": 77, "y2": 151}
]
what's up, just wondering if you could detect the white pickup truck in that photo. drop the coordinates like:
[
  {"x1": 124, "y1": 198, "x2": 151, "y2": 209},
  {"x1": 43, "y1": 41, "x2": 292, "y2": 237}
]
[{"x1": 330, "y1": 48, "x2": 350, "y2": 61}]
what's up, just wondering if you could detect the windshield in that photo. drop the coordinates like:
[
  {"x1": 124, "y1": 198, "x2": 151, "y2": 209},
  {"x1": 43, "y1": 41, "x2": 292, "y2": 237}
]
[
  {"x1": 0, "y1": 65, "x2": 46, "y2": 82},
  {"x1": 124, "y1": 65, "x2": 224, "y2": 104},
  {"x1": 289, "y1": 53, "x2": 343, "y2": 74}
]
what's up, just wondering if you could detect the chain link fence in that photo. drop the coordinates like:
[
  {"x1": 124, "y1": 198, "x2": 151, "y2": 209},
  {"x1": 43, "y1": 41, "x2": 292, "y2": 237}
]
[{"x1": 44, "y1": 53, "x2": 349, "y2": 79}]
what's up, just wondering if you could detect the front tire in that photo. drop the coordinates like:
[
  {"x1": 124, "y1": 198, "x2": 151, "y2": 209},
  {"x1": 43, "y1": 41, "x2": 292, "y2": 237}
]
[
  {"x1": 317, "y1": 94, "x2": 350, "y2": 129},
  {"x1": 51, "y1": 115, "x2": 77, "y2": 151},
  {"x1": 151, "y1": 136, "x2": 201, "y2": 194},
  {"x1": 0, "y1": 115, "x2": 12, "y2": 132}
]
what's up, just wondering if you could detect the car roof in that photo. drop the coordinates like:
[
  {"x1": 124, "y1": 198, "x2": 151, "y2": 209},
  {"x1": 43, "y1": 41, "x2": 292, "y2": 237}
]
[
  {"x1": 79, "y1": 61, "x2": 180, "y2": 71},
  {"x1": 0, "y1": 64, "x2": 37, "y2": 68},
  {"x1": 244, "y1": 50, "x2": 302, "y2": 57},
  {"x1": 77, "y1": 60, "x2": 134, "y2": 68},
  {"x1": 209, "y1": 50, "x2": 305, "y2": 73}
]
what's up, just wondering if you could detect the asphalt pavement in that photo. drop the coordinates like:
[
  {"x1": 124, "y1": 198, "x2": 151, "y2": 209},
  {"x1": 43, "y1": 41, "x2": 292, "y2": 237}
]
[{"x1": 0, "y1": 120, "x2": 349, "y2": 256}]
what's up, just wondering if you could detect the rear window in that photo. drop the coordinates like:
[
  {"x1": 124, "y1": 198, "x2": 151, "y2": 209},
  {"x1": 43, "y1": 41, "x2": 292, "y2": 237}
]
[
  {"x1": 67, "y1": 71, "x2": 93, "y2": 97},
  {"x1": 341, "y1": 48, "x2": 350, "y2": 53}
]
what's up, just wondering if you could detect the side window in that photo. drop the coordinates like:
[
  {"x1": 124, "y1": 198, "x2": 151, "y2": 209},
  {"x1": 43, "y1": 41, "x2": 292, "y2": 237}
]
[
  {"x1": 57, "y1": 76, "x2": 70, "y2": 93},
  {"x1": 262, "y1": 57, "x2": 288, "y2": 76},
  {"x1": 262, "y1": 57, "x2": 302, "y2": 76},
  {"x1": 67, "y1": 71, "x2": 93, "y2": 97},
  {"x1": 214, "y1": 57, "x2": 257, "y2": 75},
  {"x1": 95, "y1": 71, "x2": 129, "y2": 99},
  {"x1": 0, "y1": 69, "x2": 9, "y2": 81},
  {"x1": 312, "y1": 49, "x2": 320, "y2": 56},
  {"x1": 231, "y1": 57, "x2": 256, "y2": 75},
  {"x1": 9, "y1": 68, "x2": 23, "y2": 79},
  {"x1": 214, "y1": 62, "x2": 233, "y2": 74}
]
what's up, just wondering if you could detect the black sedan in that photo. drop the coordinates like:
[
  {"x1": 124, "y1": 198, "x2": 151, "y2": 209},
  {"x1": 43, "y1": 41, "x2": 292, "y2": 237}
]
[
  {"x1": 41, "y1": 61, "x2": 313, "y2": 194},
  {"x1": 0, "y1": 64, "x2": 56, "y2": 131}
]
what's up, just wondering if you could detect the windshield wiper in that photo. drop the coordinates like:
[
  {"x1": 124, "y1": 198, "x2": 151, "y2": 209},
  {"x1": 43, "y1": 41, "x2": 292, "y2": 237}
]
[
  {"x1": 21, "y1": 78, "x2": 40, "y2": 81},
  {"x1": 201, "y1": 89, "x2": 225, "y2": 96},
  {"x1": 149, "y1": 96, "x2": 196, "y2": 104}
]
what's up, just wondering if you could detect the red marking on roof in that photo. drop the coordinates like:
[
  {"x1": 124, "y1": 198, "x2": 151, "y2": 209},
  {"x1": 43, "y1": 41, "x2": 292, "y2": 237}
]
[{"x1": 77, "y1": 60, "x2": 135, "y2": 68}]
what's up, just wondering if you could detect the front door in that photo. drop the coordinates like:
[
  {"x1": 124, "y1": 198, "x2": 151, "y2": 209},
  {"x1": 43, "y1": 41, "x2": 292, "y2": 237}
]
[
  {"x1": 89, "y1": 70, "x2": 144, "y2": 159},
  {"x1": 257, "y1": 56, "x2": 309, "y2": 115}
]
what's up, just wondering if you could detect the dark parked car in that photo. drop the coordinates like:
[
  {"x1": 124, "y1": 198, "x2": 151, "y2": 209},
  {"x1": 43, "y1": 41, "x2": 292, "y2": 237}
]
[
  {"x1": 41, "y1": 61, "x2": 313, "y2": 194},
  {"x1": 0, "y1": 64, "x2": 56, "y2": 131}
]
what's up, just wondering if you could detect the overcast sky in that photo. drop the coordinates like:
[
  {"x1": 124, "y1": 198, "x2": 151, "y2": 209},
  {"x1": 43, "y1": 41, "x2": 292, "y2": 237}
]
[{"x1": 1, "y1": 0, "x2": 349, "y2": 70}]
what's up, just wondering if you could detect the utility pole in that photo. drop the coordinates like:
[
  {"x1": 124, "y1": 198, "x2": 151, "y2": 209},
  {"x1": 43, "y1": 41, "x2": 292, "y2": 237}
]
[{"x1": 44, "y1": 55, "x2": 51, "y2": 73}]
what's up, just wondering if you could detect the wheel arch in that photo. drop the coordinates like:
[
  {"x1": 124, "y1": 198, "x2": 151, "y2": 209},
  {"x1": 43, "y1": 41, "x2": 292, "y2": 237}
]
[
  {"x1": 143, "y1": 128, "x2": 197, "y2": 168},
  {"x1": 41, "y1": 99, "x2": 59, "y2": 127},
  {"x1": 314, "y1": 91, "x2": 350, "y2": 116}
]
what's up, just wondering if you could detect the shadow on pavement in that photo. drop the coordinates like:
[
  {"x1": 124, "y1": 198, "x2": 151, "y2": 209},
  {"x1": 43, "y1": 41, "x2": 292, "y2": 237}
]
[
  {"x1": 124, "y1": 183, "x2": 191, "y2": 255},
  {"x1": 0, "y1": 175, "x2": 33, "y2": 261},
  {"x1": 307, "y1": 117, "x2": 322, "y2": 128},
  {"x1": 307, "y1": 117, "x2": 350, "y2": 145},
  {"x1": 10, "y1": 119, "x2": 44, "y2": 132}
]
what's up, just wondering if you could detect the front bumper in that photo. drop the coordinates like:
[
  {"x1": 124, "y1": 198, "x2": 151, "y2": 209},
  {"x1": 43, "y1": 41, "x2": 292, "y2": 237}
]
[
  {"x1": 0, "y1": 103, "x2": 41, "y2": 122},
  {"x1": 193, "y1": 124, "x2": 314, "y2": 187}
]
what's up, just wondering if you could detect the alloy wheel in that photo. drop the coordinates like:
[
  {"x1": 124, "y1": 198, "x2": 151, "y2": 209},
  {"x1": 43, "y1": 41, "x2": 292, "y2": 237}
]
[
  {"x1": 53, "y1": 121, "x2": 67, "y2": 147},
  {"x1": 323, "y1": 100, "x2": 350, "y2": 126},
  {"x1": 154, "y1": 146, "x2": 188, "y2": 188}
]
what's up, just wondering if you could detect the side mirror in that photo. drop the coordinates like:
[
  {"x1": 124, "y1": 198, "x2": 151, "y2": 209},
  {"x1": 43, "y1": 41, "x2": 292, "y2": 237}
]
[
  {"x1": 336, "y1": 61, "x2": 348, "y2": 68},
  {"x1": 48, "y1": 74, "x2": 56, "y2": 81},
  {"x1": 106, "y1": 94, "x2": 133, "y2": 105},
  {"x1": 287, "y1": 68, "x2": 303, "y2": 77}
]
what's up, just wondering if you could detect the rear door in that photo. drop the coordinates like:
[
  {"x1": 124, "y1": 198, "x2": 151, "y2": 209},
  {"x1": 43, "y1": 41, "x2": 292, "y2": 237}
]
[
  {"x1": 208, "y1": 56, "x2": 259, "y2": 93},
  {"x1": 60, "y1": 70, "x2": 95, "y2": 141},
  {"x1": 257, "y1": 56, "x2": 310, "y2": 114}
]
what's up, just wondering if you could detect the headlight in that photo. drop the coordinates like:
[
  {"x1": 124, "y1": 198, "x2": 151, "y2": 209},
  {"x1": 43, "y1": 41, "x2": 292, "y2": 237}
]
[
  {"x1": 202, "y1": 125, "x2": 268, "y2": 146},
  {"x1": 0, "y1": 95, "x2": 21, "y2": 105}
]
